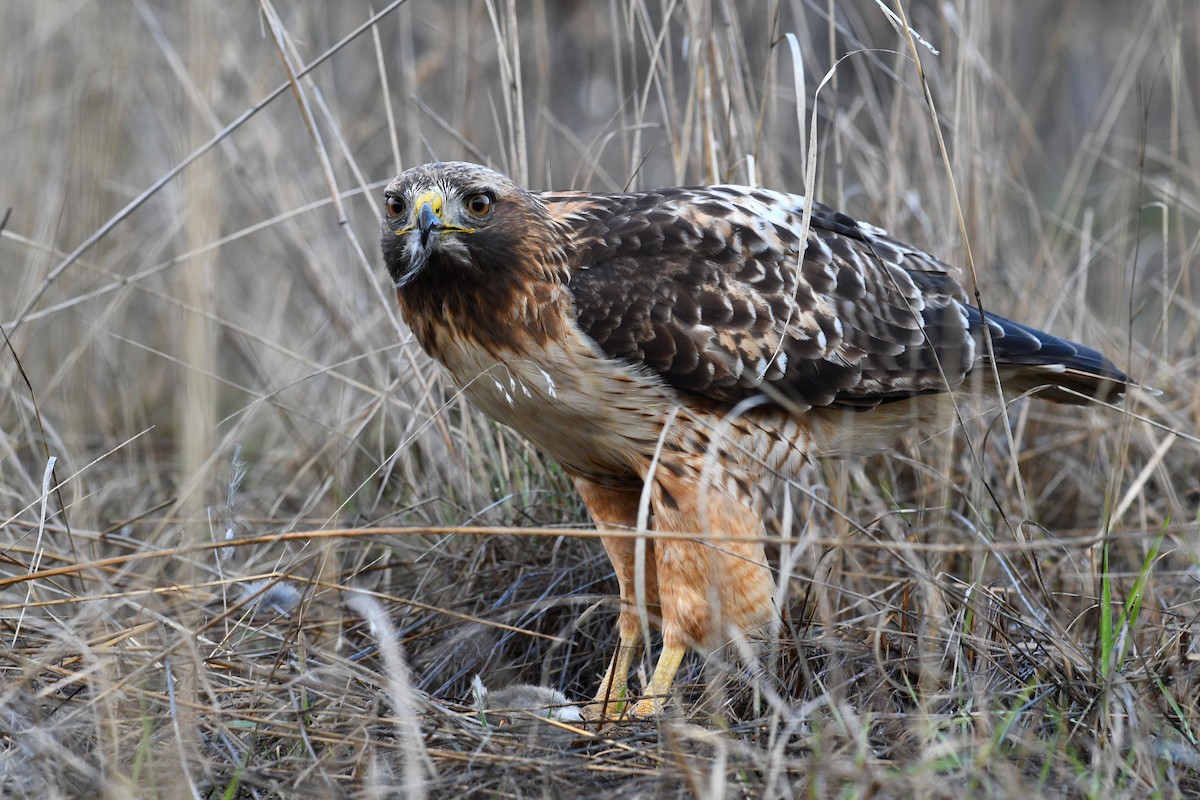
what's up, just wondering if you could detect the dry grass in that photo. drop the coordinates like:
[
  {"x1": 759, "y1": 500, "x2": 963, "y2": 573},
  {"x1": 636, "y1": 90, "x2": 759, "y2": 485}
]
[{"x1": 2, "y1": 1, "x2": 1199, "y2": 797}]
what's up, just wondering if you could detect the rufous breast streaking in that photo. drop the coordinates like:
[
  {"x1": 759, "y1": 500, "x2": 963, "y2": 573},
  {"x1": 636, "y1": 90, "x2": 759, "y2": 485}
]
[{"x1": 379, "y1": 160, "x2": 1130, "y2": 719}]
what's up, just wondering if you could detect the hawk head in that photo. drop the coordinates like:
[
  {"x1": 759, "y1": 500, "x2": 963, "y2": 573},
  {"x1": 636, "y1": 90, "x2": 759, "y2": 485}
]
[{"x1": 380, "y1": 161, "x2": 564, "y2": 294}]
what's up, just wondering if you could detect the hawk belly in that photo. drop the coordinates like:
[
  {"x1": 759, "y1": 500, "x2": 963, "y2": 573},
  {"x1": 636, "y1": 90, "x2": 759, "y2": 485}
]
[
  {"x1": 432, "y1": 319, "x2": 821, "y2": 490},
  {"x1": 432, "y1": 323, "x2": 675, "y2": 483}
]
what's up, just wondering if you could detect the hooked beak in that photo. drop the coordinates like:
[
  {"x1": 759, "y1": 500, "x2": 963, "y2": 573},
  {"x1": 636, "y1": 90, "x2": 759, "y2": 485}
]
[
  {"x1": 414, "y1": 189, "x2": 444, "y2": 248},
  {"x1": 417, "y1": 200, "x2": 441, "y2": 248}
]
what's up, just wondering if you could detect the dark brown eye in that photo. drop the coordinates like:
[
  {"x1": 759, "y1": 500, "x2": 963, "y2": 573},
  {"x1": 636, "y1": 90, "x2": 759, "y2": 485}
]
[
  {"x1": 385, "y1": 194, "x2": 405, "y2": 219},
  {"x1": 465, "y1": 193, "x2": 493, "y2": 218}
]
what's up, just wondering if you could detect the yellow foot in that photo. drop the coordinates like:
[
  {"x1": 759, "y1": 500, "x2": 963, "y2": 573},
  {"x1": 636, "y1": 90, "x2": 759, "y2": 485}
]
[
  {"x1": 628, "y1": 642, "x2": 685, "y2": 717},
  {"x1": 581, "y1": 695, "x2": 663, "y2": 720},
  {"x1": 580, "y1": 699, "x2": 625, "y2": 722},
  {"x1": 584, "y1": 641, "x2": 685, "y2": 720},
  {"x1": 629, "y1": 696, "x2": 666, "y2": 717},
  {"x1": 582, "y1": 683, "x2": 631, "y2": 721}
]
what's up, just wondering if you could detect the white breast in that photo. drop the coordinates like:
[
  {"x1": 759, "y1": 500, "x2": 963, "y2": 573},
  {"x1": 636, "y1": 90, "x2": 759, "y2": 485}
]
[{"x1": 433, "y1": 328, "x2": 673, "y2": 480}]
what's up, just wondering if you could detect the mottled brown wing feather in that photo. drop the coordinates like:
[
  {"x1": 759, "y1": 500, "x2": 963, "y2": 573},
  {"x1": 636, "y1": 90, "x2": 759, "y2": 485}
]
[{"x1": 546, "y1": 186, "x2": 979, "y2": 410}]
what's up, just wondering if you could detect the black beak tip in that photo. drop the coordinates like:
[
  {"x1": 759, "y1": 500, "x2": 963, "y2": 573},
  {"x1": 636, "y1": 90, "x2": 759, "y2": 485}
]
[{"x1": 417, "y1": 202, "x2": 441, "y2": 247}]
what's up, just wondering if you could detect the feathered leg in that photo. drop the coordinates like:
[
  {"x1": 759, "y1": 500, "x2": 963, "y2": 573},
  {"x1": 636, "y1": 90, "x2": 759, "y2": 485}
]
[
  {"x1": 629, "y1": 463, "x2": 774, "y2": 717},
  {"x1": 573, "y1": 477, "x2": 658, "y2": 720}
]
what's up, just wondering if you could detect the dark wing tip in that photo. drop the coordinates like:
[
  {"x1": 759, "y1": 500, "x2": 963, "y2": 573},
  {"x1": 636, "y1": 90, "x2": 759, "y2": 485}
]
[{"x1": 970, "y1": 307, "x2": 1133, "y2": 403}]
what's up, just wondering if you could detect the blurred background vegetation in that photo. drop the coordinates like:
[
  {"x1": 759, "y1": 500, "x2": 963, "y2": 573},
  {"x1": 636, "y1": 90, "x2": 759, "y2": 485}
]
[{"x1": 2, "y1": 1, "x2": 1198, "y2": 796}]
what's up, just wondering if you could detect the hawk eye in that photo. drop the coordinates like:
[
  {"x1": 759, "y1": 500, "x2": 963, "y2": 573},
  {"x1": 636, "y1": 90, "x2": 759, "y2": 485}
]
[
  {"x1": 465, "y1": 192, "x2": 493, "y2": 218},
  {"x1": 385, "y1": 194, "x2": 405, "y2": 219}
]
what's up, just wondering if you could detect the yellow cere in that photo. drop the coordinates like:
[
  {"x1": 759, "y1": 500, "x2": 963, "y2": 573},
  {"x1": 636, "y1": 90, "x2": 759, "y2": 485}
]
[
  {"x1": 414, "y1": 189, "x2": 443, "y2": 217},
  {"x1": 396, "y1": 187, "x2": 475, "y2": 236},
  {"x1": 396, "y1": 189, "x2": 442, "y2": 236}
]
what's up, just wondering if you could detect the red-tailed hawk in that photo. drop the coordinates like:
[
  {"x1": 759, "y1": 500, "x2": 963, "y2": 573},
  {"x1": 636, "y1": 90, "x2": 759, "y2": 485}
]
[{"x1": 380, "y1": 161, "x2": 1128, "y2": 718}]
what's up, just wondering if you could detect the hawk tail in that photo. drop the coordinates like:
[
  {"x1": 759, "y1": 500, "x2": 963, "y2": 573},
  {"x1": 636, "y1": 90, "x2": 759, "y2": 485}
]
[{"x1": 971, "y1": 308, "x2": 1134, "y2": 404}]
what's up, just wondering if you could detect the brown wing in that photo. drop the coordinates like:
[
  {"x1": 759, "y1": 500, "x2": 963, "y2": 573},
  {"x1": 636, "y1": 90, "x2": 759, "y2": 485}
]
[
  {"x1": 546, "y1": 185, "x2": 1127, "y2": 410},
  {"x1": 545, "y1": 186, "x2": 971, "y2": 410}
]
